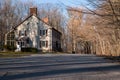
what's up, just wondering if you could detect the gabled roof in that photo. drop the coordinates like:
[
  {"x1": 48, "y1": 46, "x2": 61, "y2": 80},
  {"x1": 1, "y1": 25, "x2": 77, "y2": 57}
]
[
  {"x1": 14, "y1": 15, "x2": 32, "y2": 29},
  {"x1": 7, "y1": 15, "x2": 62, "y2": 34},
  {"x1": 14, "y1": 14, "x2": 49, "y2": 29}
]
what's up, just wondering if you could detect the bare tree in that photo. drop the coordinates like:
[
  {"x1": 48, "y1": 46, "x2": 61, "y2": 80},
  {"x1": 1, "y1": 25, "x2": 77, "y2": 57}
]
[
  {"x1": 38, "y1": 4, "x2": 65, "y2": 32},
  {"x1": 0, "y1": 0, "x2": 34, "y2": 49},
  {"x1": 65, "y1": 0, "x2": 120, "y2": 56},
  {"x1": 67, "y1": 8, "x2": 83, "y2": 53}
]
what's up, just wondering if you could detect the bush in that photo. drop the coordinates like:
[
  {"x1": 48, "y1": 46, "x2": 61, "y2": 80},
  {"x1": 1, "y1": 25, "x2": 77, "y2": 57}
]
[
  {"x1": 0, "y1": 45, "x2": 4, "y2": 51},
  {"x1": 72, "y1": 51, "x2": 75, "y2": 54},
  {"x1": 21, "y1": 47, "x2": 38, "y2": 53},
  {"x1": 4, "y1": 45, "x2": 16, "y2": 51}
]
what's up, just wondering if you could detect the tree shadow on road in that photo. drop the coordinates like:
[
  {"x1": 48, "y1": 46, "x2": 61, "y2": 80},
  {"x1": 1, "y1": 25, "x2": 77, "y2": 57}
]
[{"x1": 1, "y1": 63, "x2": 120, "y2": 80}]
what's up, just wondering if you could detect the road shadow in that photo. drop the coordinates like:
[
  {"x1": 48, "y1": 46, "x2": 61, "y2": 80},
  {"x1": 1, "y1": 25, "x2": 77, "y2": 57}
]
[
  {"x1": 1, "y1": 63, "x2": 120, "y2": 80},
  {"x1": 0, "y1": 54, "x2": 119, "y2": 80}
]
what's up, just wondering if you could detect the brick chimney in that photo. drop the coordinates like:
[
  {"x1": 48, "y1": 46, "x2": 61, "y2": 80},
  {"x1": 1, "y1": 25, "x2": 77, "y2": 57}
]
[
  {"x1": 30, "y1": 8, "x2": 37, "y2": 16},
  {"x1": 42, "y1": 17, "x2": 49, "y2": 23}
]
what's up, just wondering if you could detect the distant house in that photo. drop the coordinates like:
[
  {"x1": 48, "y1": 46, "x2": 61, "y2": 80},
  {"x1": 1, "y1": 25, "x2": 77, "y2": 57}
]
[{"x1": 5, "y1": 8, "x2": 62, "y2": 52}]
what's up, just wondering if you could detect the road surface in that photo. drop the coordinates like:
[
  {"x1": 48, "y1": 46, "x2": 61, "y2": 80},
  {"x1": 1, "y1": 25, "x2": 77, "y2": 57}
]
[{"x1": 0, "y1": 54, "x2": 120, "y2": 80}]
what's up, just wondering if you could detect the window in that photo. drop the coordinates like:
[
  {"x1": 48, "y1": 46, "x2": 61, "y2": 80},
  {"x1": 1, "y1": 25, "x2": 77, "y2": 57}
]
[
  {"x1": 40, "y1": 29, "x2": 48, "y2": 36},
  {"x1": 27, "y1": 23, "x2": 30, "y2": 31},
  {"x1": 21, "y1": 42, "x2": 25, "y2": 47},
  {"x1": 18, "y1": 41, "x2": 25, "y2": 47},
  {"x1": 39, "y1": 40, "x2": 48, "y2": 48},
  {"x1": 6, "y1": 31, "x2": 15, "y2": 47},
  {"x1": 42, "y1": 41, "x2": 45, "y2": 47},
  {"x1": 26, "y1": 38, "x2": 29, "y2": 44},
  {"x1": 43, "y1": 30, "x2": 45, "y2": 35},
  {"x1": 21, "y1": 31, "x2": 24, "y2": 36},
  {"x1": 27, "y1": 22, "x2": 30, "y2": 26},
  {"x1": 40, "y1": 30, "x2": 42, "y2": 36},
  {"x1": 19, "y1": 30, "x2": 27, "y2": 36}
]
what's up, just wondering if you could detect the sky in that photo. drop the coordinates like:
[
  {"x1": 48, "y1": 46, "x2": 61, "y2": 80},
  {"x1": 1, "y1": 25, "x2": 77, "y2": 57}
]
[
  {"x1": 18, "y1": 0, "x2": 92, "y2": 19},
  {"x1": 21, "y1": 0, "x2": 89, "y2": 8},
  {"x1": 19, "y1": 0, "x2": 90, "y2": 17}
]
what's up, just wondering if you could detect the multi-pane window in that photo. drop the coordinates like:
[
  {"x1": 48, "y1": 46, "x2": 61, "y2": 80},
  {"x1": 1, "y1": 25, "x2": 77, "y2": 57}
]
[
  {"x1": 18, "y1": 41, "x2": 25, "y2": 47},
  {"x1": 39, "y1": 41, "x2": 48, "y2": 48},
  {"x1": 6, "y1": 31, "x2": 15, "y2": 46},
  {"x1": 40, "y1": 29, "x2": 47, "y2": 36},
  {"x1": 41, "y1": 41, "x2": 45, "y2": 47}
]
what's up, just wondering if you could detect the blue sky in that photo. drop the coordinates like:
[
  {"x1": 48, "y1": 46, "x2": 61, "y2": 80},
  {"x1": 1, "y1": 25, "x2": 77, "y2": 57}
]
[
  {"x1": 21, "y1": 0, "x2": 88, "y2": 8},
  {"x1": 19, "y1": 0, "x2": 91, "y2": 18}
]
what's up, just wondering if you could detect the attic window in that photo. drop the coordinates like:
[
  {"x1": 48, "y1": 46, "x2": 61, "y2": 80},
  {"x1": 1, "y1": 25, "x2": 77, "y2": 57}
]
[
  {"x1": 19, "y1": 30, "x2": 26, "y2": 36},
  {"x1": 27, "y1": 22, "x2": 30, "y2": 26},
  {"x1": 21, "y1": 31, "x2": 24, "y2": 36}
]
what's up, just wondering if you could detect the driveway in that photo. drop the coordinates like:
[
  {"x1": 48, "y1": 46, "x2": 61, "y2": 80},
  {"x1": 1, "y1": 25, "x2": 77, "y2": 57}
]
[{"x1": 0, "y1": 54, "x2": 120, "y2": 80}]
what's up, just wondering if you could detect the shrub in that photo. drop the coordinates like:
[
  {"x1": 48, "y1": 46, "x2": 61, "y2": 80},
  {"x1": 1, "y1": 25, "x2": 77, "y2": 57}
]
[
  {"x1": 72, "y1": 51, "x2": 75, "y2": 54},
  {"x1": 4, "y1": 45, "x2": 16, "y2": 51},
  {"x1": 0, "y1": 45, "x2": 4, "y2": 51},
  {"x1": 21, "y1": 47, "x2": 38, "y2": 53}
]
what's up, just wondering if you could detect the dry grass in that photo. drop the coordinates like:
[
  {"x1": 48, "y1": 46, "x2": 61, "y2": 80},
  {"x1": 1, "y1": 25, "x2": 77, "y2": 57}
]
[{"x1": 0, "y1": 51, "x2": 38, "y2": 58}]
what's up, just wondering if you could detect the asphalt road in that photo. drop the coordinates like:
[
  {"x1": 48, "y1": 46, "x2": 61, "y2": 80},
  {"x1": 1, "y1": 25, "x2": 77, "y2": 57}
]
[{"x1": 0, "y1": 54, "x2": 120, "y2": 80}]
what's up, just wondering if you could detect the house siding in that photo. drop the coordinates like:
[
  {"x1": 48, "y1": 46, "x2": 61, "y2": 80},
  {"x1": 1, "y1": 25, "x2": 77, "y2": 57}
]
[
  {"x1": 6, "y1": 15, "x2": 62, "y2": 52},
  {"x1": 16, "y1": 16, "x2": 40, "y2": 48},
  {"x1": 39, "y1": 23, "x2": 52, "y2": 51},
  {"x1": 52, "y1": 29, "x2": 62, "y2": 51}
]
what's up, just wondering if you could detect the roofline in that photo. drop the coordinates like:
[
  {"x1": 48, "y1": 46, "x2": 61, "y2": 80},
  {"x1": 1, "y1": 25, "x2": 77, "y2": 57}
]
[
  {"x1": 51, "y1": 28, "x2": 62, "y2": 35},
  {"x1": 5, "y1": 29, "x2": 15, "y2": 36},
  {"x1": 11, "y1": 14, "x2": 61, "y2": 34},
  {"x1": 14, "y1": 15, "x2": 33, "y2": 29},
  {"x1": 14, "y1": 14, "x2": 51, "y2": 29}
]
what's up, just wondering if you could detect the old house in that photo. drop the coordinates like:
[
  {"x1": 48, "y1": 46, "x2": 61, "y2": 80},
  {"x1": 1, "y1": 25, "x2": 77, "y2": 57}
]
[{"x1": 5, "y1": 8, "x2": 62, "y2": 52}]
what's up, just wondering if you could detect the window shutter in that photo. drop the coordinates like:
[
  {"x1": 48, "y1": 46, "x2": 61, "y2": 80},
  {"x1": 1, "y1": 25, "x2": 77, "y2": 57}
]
[
  {"x1": 46, "y1": 41, "x2": 48, "y2": 47},
  {"x1": 25, "y1": 30, "x2": 27, "y2": 36},
  {"x1": 46, "y1": 30, "x2": 48, "y2": 36},
  {"x1": 19, "y1": 31, "x2": 21, "y2": 36},
  {"x1": 40, "y1": 30, "x2": 41, "y2": 36},
  {"x1": 39, "y1": 41, "x2": 41, "y2": 48},
  {"x1": 43, "y1": 30, "x2": 45, "y2": 35}
]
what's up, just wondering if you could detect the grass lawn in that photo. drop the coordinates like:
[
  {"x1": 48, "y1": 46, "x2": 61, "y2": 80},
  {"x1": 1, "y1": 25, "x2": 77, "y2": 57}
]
[
  {"x1": 0, "y1": 51, "x2": 38, "y2": 58},
  {"x1": 0, "y1": 51, "x2": 69, "y2": 58}
]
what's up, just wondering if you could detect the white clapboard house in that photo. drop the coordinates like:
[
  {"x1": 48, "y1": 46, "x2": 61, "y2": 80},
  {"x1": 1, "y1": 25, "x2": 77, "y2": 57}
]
[{"x1": 5, "y1": 8, "x2": 62, "y2": 52}]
